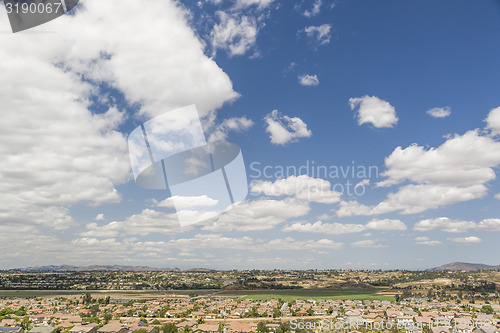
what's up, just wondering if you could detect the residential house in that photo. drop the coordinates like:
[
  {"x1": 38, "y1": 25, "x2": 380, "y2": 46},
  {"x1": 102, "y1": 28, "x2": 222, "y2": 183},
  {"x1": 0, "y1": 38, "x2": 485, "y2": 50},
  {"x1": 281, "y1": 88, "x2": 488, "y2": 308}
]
[
  {"x1": 431, "y1": 327, "x2": 450, "y2": 333},
  {"x1": 0, "y1": 320, "x2": 17, "y2": 327},
  {"x1": 475, "y1": 315, "x2": 495, "y2": 328},
  {"x1": 97, "y1": 324, "x2": 129, "y2": 333},
  {"x1": 195, "y1": 322, "x2": 220, "y2": 333},
  {"x1": 69, "y1": 326, "x2": 98, "y2": 333},
  {"x1": 29, "y1": 327, "x2": 56, "y2": 333},
  {"x1": 472, "y1": 327, "x2": 499, "y2": 333},
  {"x1": 0, "y1": 328, "x2": 24, "y2": 333}
]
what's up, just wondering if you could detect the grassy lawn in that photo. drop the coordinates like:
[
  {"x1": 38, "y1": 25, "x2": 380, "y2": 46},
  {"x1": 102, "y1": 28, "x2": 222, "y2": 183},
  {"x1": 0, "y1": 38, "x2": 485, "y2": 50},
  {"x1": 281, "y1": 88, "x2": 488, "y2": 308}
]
[{"x1": 218, "y1": 289, "x2": 394, "y2": 302}]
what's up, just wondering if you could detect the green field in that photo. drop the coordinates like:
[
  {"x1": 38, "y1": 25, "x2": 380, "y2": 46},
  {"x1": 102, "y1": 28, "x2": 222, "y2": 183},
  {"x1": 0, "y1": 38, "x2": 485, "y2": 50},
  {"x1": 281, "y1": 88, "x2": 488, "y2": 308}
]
[
  {"x1": 0, "y1": 289, "x2": 394, "y2": 302},
  {"x1": 218, "y1": 289, "x2": 394, "y2": 302},
  {"x1": 0, "y1": 289, "x2": 217, "y2": 298}
]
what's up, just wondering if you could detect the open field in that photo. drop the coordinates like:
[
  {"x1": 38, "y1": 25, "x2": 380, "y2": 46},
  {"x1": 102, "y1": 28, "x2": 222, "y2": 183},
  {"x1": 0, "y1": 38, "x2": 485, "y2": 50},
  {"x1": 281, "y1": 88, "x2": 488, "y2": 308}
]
[
  {"x1": 218, "y1": 288, "x2": 394, "y2": 301},
  {"x1": 0, "y1": 288, "x2": 394, "y2": 302},
  {"x1": 0, "y1": 289, "x2": 217, "y2": 299}
]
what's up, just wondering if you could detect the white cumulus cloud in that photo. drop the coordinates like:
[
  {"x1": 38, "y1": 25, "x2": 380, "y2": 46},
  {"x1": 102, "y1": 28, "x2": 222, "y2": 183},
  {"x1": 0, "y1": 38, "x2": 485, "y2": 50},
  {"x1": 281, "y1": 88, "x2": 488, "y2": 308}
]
[
  {"x1": 427, "y1": 106, "x2": 451, "y2": 118},
  {"x1": 264, "y1": 110, "x2": 312, "y2": 145},
  {"x1": 415, "y1": 237, "x2": 442, "y2": 246},
  {"x1": 351, "y1": 239, "x2": 387, "y2": 248},
  {"x1": 414, "y1": 217, "x2": 477, "y2": 233},
  {"x1": 448, "y1": 236, "x2": 482, "y2": 244},
  {"x1": 485, "y1": 106, "x2": 500, "y2": 135},
  {"x1": 349, "y1": 95, "x2": 398, "y2": 128},
  {"x1": 298, "y1": 74, "x2": 320, "y2": 86},
  {"x1": 251, "y1": 175, "x2": 341, "y2": 204},
  {"x1": 303, "y1": 0, "x2": 322, "y2": 17},
  {"x1": 303, "y1": 24, "x2": 332, "y2": 46},
  {"x1": 337, "y1": 129, "x2": 500, "y2": 217},
  {"x1": 211, "y1": 12, "x2": 259, "y2": 57}
]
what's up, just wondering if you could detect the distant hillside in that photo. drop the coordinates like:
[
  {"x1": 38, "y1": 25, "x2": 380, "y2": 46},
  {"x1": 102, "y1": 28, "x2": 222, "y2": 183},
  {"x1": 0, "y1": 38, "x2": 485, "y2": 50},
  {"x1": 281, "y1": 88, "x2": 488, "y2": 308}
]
[
  {"x1": 428, "y1": 262, "x2": 500, "y2": 272},
  {"x1": 12, "y1": 265, "x2": 184, "y2": 272}
]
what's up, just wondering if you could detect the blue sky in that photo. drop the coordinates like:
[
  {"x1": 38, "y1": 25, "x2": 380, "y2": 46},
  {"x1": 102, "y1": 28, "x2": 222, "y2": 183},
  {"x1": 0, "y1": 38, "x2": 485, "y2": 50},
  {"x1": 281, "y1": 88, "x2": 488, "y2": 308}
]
[{"x1": 0, "y1": 0, "x2": 500, "y2": 270}]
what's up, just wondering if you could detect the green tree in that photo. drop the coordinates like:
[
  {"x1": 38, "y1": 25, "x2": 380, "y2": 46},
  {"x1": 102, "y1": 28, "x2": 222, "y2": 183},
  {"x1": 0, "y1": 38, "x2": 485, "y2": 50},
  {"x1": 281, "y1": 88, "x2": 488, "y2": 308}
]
[
  {"x1": 21, "y1": 316, "x2": 30, "y2": 331},
  {"x1": 161, "y1": 323, "x2": 178, "y2": 333},
  {"x1": 103, "y1": 313, "x2": 112, "y2": 324},
  {"x1": 481, "y1": 305, "x2": 494, "y2": 314},
  {"x1": 82, "y1": 293, "x2": 92, "y2": 305},
  {"x1": 256, "y1": 321, "x2": 269, "y2": 333},
  {"x1": 275, "y1": 322, "x2": 289, "y2": 333}
]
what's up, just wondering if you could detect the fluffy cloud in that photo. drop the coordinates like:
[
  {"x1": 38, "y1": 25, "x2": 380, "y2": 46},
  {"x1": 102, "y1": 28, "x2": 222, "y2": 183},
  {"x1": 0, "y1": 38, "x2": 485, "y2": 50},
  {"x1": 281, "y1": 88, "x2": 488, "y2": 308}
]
[
  {"x1": 337, "y1": 129, "x2": 500, "y2": 217},
  {"x1": 282, "y1": 218, "x2": 406, "y2": 235},
  {"x1": 298, "y1": 74, "x2": 320, "y2": 86},
  {"x1": 157, "y1": 195, "x2": 219, "y2": 210},
  {"x1": 0, "y1": 0, "x2": 241, "y2": 242},
  {"x1": 0, "y1": 50, "x2": 129, "y2": 231},
  {"x1": 476, "y1": 218, "x2": 500, "y2": 231},
  {"x1": 427, "y1": 107, "x2": 451, "y2": 118},
  {"x1": 414, "y1": 217, "x2": 477, "y2": 233},
  {"x1": 355, "y1": 179, "x2": 370, "y2": 190},
  {"x1": 210, "y1": 0, "x2": 274, "y2": 57},
  {"x1": 413, "y1": 217, "x2": 500, "y2": 233},
  {"x1": 206, "y1": 116, "x2": 254, "y2": 142},
  {"x1": 82, "y1": 209, "x2": 189, "y2": 237},
  {"x1": 448, "y1": 236, "x2": 482, "y2": 244},
  {"x1": 234, "y1": 0, "x2": 275, "y2": 10},
  {"x1": 203, "y1": 175, "x2": 343, "y2": 232},
  {"x1": 379, "y1": 130, "x2": 500, "y2": 188},
  {"x1": 485, "y1": 106, "x2": 500, "y2": 135},
  {"x1": 265, "y1": 237, "x2": 343, "y2": 251},
  {"x1": 303, "y1": 24, "x2": 332, "y2": 46},
  {"x1": 55, "y1": 0, "x2": 238, "y2": 118},
  {"x1": 303, "y1": 0, "x2": 322, "y2": 17},
  {"x1": 264, "y1": 110, "x2": 312, "y2": 145},
  {"x1": 365, "y1": 219, "x2": 407, "y2": 231},
  {"x1": 351, "y1": 240, "x2": 387, "y2": 248},
  {"x1": 415, "y1": 237, "x2": 442, "y2": 246},
  {"x1": 251, "y1": 175, "x2": 341, "y2": 204},
  {"x1": 202, "y1": 197, "x2": 310, "y2": 232},
  {"x1": 283, "y1": 221, "x2": 365, "y2": 235},
  {"x1": 211, "y1": 12, "x2": 259, "y2": 57},
  {"x1": 349, "y1": 95, "x2": 398, "y2": 128}
]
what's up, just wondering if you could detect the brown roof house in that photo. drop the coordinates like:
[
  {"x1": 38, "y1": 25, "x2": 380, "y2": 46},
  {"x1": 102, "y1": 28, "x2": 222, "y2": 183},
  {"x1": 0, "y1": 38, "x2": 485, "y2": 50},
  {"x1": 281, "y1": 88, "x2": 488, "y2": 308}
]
[
  {"x1": 97, "y1": 324, "x2": 129, "y2": 333},
  {"x1": 69, "y1": 325, "x2": 98, "y2": 333}
]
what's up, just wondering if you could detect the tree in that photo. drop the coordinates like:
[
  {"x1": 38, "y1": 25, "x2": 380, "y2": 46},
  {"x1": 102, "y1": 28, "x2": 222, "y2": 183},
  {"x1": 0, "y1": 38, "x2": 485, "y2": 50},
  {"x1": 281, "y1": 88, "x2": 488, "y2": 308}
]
[
  {"x1": 82, "y1": 293, "x2": 93, "y2": 305},
  {"x1": 161, "y1": 323, "x2": 178, "y2": 333},
  {"x1": 256, "y1": 321, "x2": 269, "y2": 333},
  {"x1": 103, "y1": 313, "x2": 112, "y2": 324},
  {"x1": 481, "y1": 305, "x2": 494, "y2": 314},
  {"x1": 90, "y1": 304, "x2": 99, "y2": 317},
  {"x1": 21, "y1": 316, "x2": 30, "y2": 331},
  {"x1": 275, "y1": 322, "x2": 289, "y2": 333}
]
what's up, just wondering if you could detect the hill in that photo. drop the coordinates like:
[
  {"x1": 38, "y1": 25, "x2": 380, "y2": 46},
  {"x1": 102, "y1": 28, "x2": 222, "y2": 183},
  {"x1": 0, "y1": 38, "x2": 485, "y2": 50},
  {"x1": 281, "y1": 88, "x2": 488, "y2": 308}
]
[
  {"x1": 428, "y1": 262, "x2": 500, "y2": 272},
  {"x1": 12, "y1": 265, "x2": 182, "y2": 272}
]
